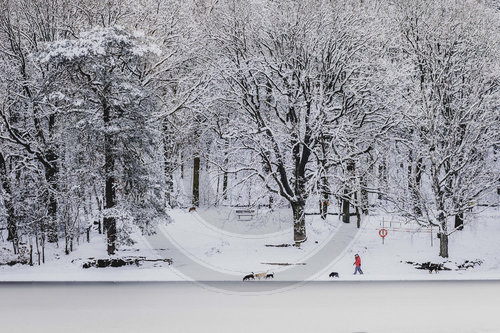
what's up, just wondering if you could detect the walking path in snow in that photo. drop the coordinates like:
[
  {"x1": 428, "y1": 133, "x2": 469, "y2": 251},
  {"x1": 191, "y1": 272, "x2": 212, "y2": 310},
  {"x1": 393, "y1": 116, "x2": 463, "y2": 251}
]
[{"x1": 144, "y1": 210, "x2": 363, "y2": 291}]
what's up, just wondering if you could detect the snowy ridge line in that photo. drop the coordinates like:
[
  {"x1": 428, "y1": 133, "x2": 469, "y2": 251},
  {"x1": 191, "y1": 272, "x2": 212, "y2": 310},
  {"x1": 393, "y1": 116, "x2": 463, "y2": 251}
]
[{"x1": 186, "y1": 211, "x2": 293, "y2": 240}]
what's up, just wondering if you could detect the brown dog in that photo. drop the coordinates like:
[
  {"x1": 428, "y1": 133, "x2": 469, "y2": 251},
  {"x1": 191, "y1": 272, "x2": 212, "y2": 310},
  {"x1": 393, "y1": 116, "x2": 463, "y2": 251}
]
[{"x1": 188, "y1": 207, "x2": 196, "y2": 212}]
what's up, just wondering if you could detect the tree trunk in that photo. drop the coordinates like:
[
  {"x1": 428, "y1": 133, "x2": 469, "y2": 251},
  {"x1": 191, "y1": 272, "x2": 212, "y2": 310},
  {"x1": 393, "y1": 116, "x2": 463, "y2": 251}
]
[
  {"x1": 222, "y1": 164, "x2": 228, "y2": 201},
  {"x1": 45, "y1": 111, "x2": 59, "y2": 243},
  {"x1": 104, "y1": 151, "x2": 116, "y2": 255},
  {"x1": 192, "y1": 155, "x2": 200, "y2": 207},
  {"x1": 319, "y1": 198, "x2": 328, "y2": 220},
  {"x1": 45, "y1": 148, "x2": 58, "y2": 243},
  {"x1": 163, "y1": 121, "x2": 176, "y2": 208},
  {"x1": 342, "y1": 188, "x2": 350, "y2": 224},
  {"x1": 319, "y1": 172, "x2": 329, "y2": 220},
  {"x1": 408, "y1": 153, "x2": 423, "y2": 216},
  {"x1": 292, "y1": 202, "x2": 307, "y2": 243},
  {"x1": 103, "y1": 100, "x2": 116, "y2": 256},
  {"x1": 360, "y1": 176, "x2": 369, "y2": 215},
  {"x1": 354, "y1": 191, "x2": 361, "y2": 228},
  {"x1": 439, "y1": 212, "x2": 448, "y2": 258},
  {"x1": 0, "y1": 152, "x2": 18, "y2": 251},
  {"x1": 29, "y1": 244, "x2": 33, "y2": 266},
  {"x1": 454, "y1": 212, "x2": 464, "y2": 231},
  {"x1": 378, "y1": 158, "x2": 387, "y2": 200}
]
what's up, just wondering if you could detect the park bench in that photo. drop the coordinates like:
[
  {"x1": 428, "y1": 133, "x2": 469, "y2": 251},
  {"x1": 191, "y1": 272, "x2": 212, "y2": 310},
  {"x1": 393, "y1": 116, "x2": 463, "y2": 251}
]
[{"x1": 235, "y1": 209, "x2": 255, "y2": 220}]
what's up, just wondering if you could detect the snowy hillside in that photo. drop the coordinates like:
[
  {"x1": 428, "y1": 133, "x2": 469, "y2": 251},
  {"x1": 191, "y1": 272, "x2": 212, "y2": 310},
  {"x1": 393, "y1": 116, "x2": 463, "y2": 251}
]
[{"x1": 1, "y1": 206, "x2": 499, "y2": 282}]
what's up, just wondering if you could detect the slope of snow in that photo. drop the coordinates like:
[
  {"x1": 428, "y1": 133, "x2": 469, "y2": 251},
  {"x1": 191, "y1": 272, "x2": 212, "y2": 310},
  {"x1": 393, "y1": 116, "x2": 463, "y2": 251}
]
[{"x1": 0, "y1": 207, "x2": 499, "y2": 281}]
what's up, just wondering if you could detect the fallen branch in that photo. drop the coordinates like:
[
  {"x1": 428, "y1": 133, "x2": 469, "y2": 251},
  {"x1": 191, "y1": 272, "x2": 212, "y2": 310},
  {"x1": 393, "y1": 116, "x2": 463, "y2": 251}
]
[
  {"x1": 261, "y1": 262, "x2": 307, "y2": 266},
  {"x1": 79, "y1": 257, "x2": 173, "y2": 269}
]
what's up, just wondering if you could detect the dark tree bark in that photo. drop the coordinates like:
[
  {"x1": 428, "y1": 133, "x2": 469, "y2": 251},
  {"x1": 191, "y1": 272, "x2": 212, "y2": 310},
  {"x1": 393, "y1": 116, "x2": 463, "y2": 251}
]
[
  {"x1": 292, "y1": 201, "x2": 306, "y2": 243},
  {"x1": 342, "y1": 188, "x2": 351, "y2": 224},
  {"x1": 0, "y1": 152, "x2": 18, "y2": 252},
  {"x1": 437, "y1": 208, "x2": 449, "y2": 258},
  {"x1": 163, "y1": 121, "x2": 176, "y2": 207},
  {"x1": 360, "y1": 176, "x2": 369, "y2": 215},
  {"x1": 45, "y1": 147, "x2": 58, "y2": 243},
  {"x1": 342, "y1": 161, "x2": 355, "y2": 223},
  {"x1": 192, "y1": 155, "x2": 200, "y2": 207},
  {"x1": 319, "y1": 195, "x2": 329, "y2": 220},
  {"x1": 408, "y1": 151, "x2": 423, "y2": 216},
  {"x1": 454, "y1": 212, "x2": 464, "y2": 231},
  {"x1": 318, "y1": 135, "x2": 330, "y2": 220},
  {"x1": 377, "y1": 158, "x2": 387, "y2": 200},
  {"x1": 222, "y1": 139, "x2": 229, "y2": 201},
  {"x1": 102, "y1": 98, "x2": 116, "y2": 255},
  {"x1": 354, "y1": 191, "x2": 361, "y2": 228}
]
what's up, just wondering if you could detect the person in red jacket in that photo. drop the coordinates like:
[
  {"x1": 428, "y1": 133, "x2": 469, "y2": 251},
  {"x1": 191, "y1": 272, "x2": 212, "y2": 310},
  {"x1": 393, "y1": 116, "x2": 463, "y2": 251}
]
[{"x1": 353, "y1": 254, "x2": 364, "y2": 275}]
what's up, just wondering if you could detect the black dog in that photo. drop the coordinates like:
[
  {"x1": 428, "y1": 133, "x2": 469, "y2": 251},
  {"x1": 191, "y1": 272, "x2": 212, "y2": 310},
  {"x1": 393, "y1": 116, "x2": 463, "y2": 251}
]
[
  {"x1": 265, "y1": 273, "x2": 274, "y2": 279},
  {"x1": 243, "y1": 272, "x2": 255, "y2": 281},
  {"x1": 329, "y1": 272, "x2": 339, "y2": 278}
]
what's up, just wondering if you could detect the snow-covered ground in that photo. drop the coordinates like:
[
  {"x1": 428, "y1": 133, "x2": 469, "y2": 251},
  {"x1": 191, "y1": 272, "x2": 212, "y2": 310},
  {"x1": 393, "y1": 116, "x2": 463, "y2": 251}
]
[{"x1": 1, "y1": 207, "x2": 499, "y2": 282}]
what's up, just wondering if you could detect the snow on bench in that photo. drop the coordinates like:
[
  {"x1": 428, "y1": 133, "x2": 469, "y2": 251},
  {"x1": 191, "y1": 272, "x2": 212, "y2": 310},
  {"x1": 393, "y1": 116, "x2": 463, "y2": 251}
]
[{"x1": 235, "y1": 209, "x2": 255, "y2": 220}]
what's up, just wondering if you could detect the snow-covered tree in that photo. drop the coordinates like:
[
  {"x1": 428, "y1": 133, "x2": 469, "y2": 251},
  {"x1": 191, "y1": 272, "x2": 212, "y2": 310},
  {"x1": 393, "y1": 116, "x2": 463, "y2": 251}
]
[
  {"x1": 38, "y1": 26, "x2": 166, "y2": 254},
  {"x1": 205, "y1": 0, "x2": 384, "y2": 242},
  {"x1": 388, "y1": 0, "x2": 500, "y2": 257}
]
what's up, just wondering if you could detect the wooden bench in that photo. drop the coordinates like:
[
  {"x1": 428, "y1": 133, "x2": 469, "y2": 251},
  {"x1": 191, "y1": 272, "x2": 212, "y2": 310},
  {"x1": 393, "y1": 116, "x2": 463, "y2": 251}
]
[{"x1": 235, "y1": 209, "x2": 255, "y2": 220}]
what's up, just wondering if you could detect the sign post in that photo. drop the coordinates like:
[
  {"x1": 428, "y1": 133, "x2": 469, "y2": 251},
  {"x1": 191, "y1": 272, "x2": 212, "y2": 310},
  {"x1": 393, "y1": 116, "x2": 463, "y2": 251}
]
[{"x1": 379, "y1": 228, "x2": 388, "y2": 244}]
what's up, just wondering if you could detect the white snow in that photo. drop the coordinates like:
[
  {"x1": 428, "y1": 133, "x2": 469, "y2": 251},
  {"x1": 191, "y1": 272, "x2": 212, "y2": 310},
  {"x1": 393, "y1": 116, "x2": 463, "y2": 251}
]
[{"x1": 1, "y1": 206, "x2": 499, "y2": 282}]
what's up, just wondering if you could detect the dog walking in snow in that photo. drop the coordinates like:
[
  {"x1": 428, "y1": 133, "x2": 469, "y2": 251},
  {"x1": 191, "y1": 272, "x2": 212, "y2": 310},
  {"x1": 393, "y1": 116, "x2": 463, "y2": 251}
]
[
  {"x1": 254, "y1": 271, "x2": 268, "y2": 280},
  {"x1": 243, "y1": 272, "x2": 255, "y2": 281}
]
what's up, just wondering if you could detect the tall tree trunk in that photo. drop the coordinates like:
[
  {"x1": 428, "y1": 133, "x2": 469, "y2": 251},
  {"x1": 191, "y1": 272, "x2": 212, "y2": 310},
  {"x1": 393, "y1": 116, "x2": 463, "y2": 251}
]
[
  {"x1": 360, "y1": 176, "x2": 369, "y2": 215},
  {"x1": 163, "y1": 121, "x2": 176, "y2": 207},
  {"x1": 318, "y1": 136, "x2": 330, "y2": 220},
  {"x1": 378, "y1": 157, "x2": 387, "y2": 200},
  {"x1": 319, "y1": 168, "x2": 329, "y2": 220},
  {"x1": 438, "y1": 212, "x2": 448, "y2": 258},
  {"x1": 222, "y1": 140, "x2": 229, "y2": 201},
  {"x1": 292, "y1": 201, "x2": 306, "y2": 243},
  {"x1": 103, "y1": 100, "x2": 116, "y2": 255},
  {"x1": 343, "y1": 161, "x2": 354, "y2": 224},
  {"x1": 354, "y1": 191, "x2": 361, "y2": 228},
  {"x1": 192, "y1": 155, "x2": 200, "y2": 207},
  {"x1": 0, "y1": 153, "x2": 18, "y2": 252},
  {"x1": 45, "y1": 148, "x2": 58, "y2": 243},
  {"x1": 408, "y1": 152, "x2": 423, "y2": 216},
  {"x1": 342, "y1": 187, "x2": 350, "y2": 224},
  {"x1": 319, "y1": 196, "x2": 328, "y2": 220}
]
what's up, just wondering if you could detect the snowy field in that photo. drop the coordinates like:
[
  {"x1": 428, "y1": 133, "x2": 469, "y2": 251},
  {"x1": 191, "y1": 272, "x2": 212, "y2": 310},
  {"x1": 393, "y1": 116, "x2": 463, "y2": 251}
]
[{"x1": 1, "y1": 206, "x2": 499, "y2": 282}]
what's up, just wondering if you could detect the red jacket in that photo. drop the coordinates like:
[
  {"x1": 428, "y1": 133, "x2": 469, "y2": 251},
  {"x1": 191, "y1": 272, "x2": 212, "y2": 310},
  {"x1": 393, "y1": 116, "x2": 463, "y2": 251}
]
[{"x1": 355, "y1": 256, "x2": 361, "y2": 267}]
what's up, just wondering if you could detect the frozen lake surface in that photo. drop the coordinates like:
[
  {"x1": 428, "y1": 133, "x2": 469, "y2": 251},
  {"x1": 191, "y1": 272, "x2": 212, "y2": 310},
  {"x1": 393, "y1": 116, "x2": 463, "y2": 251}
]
[{"x1": 1, "y1": 281, "x2": 499, "y2": 333}]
